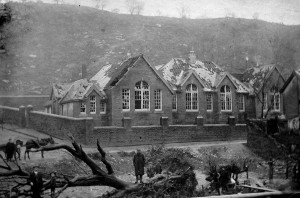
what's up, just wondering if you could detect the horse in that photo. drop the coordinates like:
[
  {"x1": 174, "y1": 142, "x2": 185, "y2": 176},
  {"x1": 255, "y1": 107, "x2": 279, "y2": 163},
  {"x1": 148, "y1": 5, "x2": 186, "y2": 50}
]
[
  {"x1": 24, "y1": 136, "x2": 55, "y2": 160},
  {"x1": 205, "y1": 163, "x2": 248, "y2": 195}
]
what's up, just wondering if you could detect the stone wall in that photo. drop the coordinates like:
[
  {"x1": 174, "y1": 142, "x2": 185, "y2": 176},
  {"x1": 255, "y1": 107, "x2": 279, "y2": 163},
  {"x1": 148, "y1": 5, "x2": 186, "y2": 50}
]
[
  {"x1": 1, "y1": 105, "x2": 248, "y2": 146},
  {"x1": 0, "y1": 95, "x2": 49, "y2": 110}
]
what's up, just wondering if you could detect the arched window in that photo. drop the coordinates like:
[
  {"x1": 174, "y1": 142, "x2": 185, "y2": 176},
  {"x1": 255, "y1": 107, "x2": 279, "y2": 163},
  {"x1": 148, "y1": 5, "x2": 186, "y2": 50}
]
[
  {"x1": 135, "y1": 81, "x2": 150, "y2": 110},
  {"x1": 186, "y1": 84, "x2": 198, "y2": 110},
  {"x1": 220, "y1": 85, "x2": 232, "y2": 111}
]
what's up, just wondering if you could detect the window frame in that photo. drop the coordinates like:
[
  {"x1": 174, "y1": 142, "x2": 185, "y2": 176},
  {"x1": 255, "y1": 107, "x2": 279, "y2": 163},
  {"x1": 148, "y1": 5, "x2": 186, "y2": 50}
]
[
  {"x1": 89, "y1": 95, "x2": 96, "y2": 114},
  {"x1": 122, "y1": 88, "x2": 130, "y2": 111},
  {"x1": 186, "y1": 84, "x2": 198, "y2": 111},
  {"x1": 263, "y1": 93, "x2": 268, "y2": 111},
  {"x1": 220, "y1": 85, "x2": 232, "y2": 112},
  {"x1": 206, "y1": 93, "x2": 213, "y2": 112},
  {"x1": 238, "y1": 95, "x2": 245, "y2": 112},
  {"x1": 154, "y1": 89, "x2": 162, "y2": 111},
  {"x1": 99, "y1": 101, "x2": 106, "y2": 114},
  {"x1": 80, "y1": 102, "x2": 86, "y2": 114},
  {"x1": 272, "y1": 92, "x2": 280, "y2": 111},
  {"x1": 172, "y1": 94, "x2": 177, "y2": 111},
  {"x1": 135, "y1": 81, "x2": 150, "y2": 111}
]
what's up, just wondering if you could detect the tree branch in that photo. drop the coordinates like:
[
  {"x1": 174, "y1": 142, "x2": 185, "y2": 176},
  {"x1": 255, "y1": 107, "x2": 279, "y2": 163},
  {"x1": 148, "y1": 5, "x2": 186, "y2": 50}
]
[{"x1": 97, "y1": 139, "x2": 114, "y2": 175}]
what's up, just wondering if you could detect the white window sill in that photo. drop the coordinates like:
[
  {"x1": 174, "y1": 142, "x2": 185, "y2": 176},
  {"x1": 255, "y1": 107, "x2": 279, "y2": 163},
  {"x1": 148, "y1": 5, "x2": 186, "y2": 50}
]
[
  {"x1": 80, "y1": 112, "x2": 86, "y2": 115},
  {"x1": 172, "y1": 109, "x2": 177, "y2": 112},
  {"x1": 100, "y1": 112, "x2": 106, "y2": 114},
  {"x1": 207, "y1": 110, "x2": 213, "y2": 112},
  {"x1": 90, "y1": 112, "x2": 96, "y2": 114},
  {"x1": 221, "y1": 110, "x2": 232, "y2": 112},
  {"x1": 186, "y1": 110, "x2": 198, "y2": 112},
  {"x1": 135, "y1": 109, "x2": 150, "y2": 112},
  {"x1": 122, "y1": 109, "x2": 130, "y2": 112}
]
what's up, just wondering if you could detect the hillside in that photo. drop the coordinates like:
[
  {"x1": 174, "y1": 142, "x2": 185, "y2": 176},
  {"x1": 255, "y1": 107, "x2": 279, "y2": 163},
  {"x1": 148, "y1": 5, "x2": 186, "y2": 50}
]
[{"x1": 0, "y1": 2, "x2": 300, "y2": 95}]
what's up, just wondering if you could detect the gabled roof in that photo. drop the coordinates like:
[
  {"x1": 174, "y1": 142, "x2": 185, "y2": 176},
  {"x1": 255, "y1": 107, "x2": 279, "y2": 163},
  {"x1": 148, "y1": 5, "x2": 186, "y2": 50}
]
[
  {"x1": 90, "y1": 54, "x2": 174, "y2": 93},
  {"x1": 52, "y1": 79, "x2": 105, "y2": 104},
  {"x1": 242, "y1": 64, "x2": 284, "y2": 93},
  {"x1": 280, "y1": 69, "x2": 300, "y2": 93},
  {"x1": 156, "y1": 58, "x2": 249, "y2": 93}
]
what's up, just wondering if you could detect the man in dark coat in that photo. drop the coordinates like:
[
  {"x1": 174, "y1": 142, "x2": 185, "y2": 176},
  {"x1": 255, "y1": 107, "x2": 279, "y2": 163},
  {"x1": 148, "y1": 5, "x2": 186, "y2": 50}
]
[
  {"x1": 5, "y1": 138, "x2": 16, "y2": 161},
  {"x1": 133, "y1": 149, "x2": 146, "y2": 183},
  {"x1": 29, "y1": 166, "x2": 43, "y2": 198}
]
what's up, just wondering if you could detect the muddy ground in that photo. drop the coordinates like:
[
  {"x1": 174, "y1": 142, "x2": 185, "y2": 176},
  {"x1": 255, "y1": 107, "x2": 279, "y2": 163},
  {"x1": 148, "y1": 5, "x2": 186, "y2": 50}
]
[{"x1": 0, "y1": 127, "x2": 292, "y2": 198}]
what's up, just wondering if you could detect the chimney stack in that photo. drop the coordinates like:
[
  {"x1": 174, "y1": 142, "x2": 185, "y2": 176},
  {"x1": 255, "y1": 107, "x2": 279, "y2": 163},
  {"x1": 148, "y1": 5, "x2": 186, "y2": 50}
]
[
  {"x1": 82, "y1": 64, "x2": 87, "y2": 79},
  {"x1": 188, "y1": 51, "x2": 197, "y2": 64}
]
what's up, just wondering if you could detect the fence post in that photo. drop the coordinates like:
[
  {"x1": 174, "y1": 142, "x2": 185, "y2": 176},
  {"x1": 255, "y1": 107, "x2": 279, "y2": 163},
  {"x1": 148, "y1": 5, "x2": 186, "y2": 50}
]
[
  {"x1": 19, "y1": 105, "x2": 26, "y2": 127},
  {"x1": 26, "y1": 105, "x2": 33, "y2": 128},
  {"x1": 85, "y1": 117, "x2": 94, "y2": 145},
  {"x1": 196, "y1": 116, "x2": 204, "y2": 126},
  {"x1": 122, "y1": 117, "x2": 132, "y2": 131},
  {"x1": 228, "y1": 116, "x2": 236, "y2": 126}
]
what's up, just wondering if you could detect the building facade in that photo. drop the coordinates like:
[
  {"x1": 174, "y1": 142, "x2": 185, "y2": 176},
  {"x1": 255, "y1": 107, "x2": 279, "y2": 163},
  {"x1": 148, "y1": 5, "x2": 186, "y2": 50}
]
[{"x1": 47, "y1": 53, "x2": 253, "y2": 126}]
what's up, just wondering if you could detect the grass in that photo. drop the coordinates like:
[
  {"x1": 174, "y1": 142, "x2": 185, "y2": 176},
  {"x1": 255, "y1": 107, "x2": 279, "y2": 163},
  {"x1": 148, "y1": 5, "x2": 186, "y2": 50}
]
[{"x1": 0, "y1": 2, "x2": 299, "y2": 95}]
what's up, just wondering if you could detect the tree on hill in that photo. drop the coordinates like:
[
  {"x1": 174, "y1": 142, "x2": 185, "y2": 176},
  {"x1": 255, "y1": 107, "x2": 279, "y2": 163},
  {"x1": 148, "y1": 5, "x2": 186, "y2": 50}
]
[
  {"x1": 177, "y1": 1, "x2": 190, "y2": 19},
  {"x1": 125, "y1": 0, "x2": 145, "y2": 15},
  {"x1": 53, "y1": 0, "x2": 64, "y2": 4},
  {"x1": 94, "y1": 0, "x2": 108, "y2": 11}
]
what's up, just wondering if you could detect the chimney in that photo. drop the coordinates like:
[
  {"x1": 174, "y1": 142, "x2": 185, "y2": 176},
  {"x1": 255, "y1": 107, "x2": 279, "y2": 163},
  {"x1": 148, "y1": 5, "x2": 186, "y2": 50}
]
[
  {"x1": 188, "y1": 51, "x2": 197, "y2": 64},
  {"x1": 82, "y1": 64, "x2": 87, "y2": 79}
]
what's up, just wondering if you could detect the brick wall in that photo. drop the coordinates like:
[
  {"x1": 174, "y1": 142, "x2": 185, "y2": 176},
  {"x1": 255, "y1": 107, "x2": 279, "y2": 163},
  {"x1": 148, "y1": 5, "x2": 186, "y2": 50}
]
[
  {"x1": 27, "y1": 109, "x2": 90, "y2": 143},
  {"x1": 0, "y1": 95, "x2": 49, "y2": 110},
  {"x1": 0, "y1": 105, "x2": 247, "y2": 147},
  {"x1": 91, "y1": 121, "x2": 247, "y2": 147},
  {"x1": 0, "y1": 105, "x2": 22, "y2": 125}
]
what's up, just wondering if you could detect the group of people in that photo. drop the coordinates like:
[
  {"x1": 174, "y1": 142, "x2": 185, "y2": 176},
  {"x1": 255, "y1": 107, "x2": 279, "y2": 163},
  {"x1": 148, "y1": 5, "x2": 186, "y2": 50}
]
[
  {"x1": 4, "y1": 138, "x2": 22, "y2": 161},
  {"x1": 133, "y1": 149, "x2": 162, "y2": 184},
  {"x1": 29, "y1": 166, "x2": 57, "y2": 198}
]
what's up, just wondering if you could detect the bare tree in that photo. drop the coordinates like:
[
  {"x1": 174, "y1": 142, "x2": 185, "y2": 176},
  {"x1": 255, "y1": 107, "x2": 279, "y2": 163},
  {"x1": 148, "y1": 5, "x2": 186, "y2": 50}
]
[
  {"x1": 53, "y1": 0, "x2": 64, "y2": 4},
  {"x1": 253, "y1": 12, "x2": 260, "y2": 20},
  {"x1": 125, "y1": 0, "x2": 137, "y2": 15},
  {"x1": 125, "y1": 0, "x2": 145, "y2": 15},
  {"x1": 0, "y1": 134, "x2": 195, "y2": 198},
  {"x1": 135, "y1": 0, "x2": 145, "y2": 15},
  {"x1": 95, "y1": 0, "x2": 108, "y2": 11},
  {"x1": 177, "y1": 2, "x2": 190, "y2": 19}
]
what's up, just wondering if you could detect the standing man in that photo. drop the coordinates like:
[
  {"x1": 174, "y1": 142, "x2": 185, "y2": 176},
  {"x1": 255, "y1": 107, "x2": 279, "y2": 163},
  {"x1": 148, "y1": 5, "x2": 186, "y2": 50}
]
[
  {"x1": 5, "y1": 138, "x2": 16, "y2": 161},
  {"x1": 133, "y1": 149, "x2": 146, "y2": 184},
  {"x1": 29, "y1": 166, "x2": 43, "y2": 198}
]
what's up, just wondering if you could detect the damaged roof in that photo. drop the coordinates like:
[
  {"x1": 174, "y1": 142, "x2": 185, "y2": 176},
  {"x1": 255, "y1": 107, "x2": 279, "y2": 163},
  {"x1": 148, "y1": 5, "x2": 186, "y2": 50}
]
[
  {"x1": 156, "y1": 58, "x2": 249, "y2": 93},
  {"x1": 52, "y1": 79, "x2": 105, "y2": 104},
  {"x1": 90, "y1": 54, "x2": 174, "y2": 93}
]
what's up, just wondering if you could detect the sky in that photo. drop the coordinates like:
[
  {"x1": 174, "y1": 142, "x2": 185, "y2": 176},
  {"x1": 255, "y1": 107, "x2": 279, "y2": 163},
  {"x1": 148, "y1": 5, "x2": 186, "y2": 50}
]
[{"x1": 3, "y1": 0, "x2": 300, "y2": 25}]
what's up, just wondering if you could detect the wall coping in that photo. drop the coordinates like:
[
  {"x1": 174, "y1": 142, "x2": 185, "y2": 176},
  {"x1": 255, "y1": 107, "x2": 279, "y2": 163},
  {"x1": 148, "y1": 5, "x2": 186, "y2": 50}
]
[
  {"x1": 94, "y1": 126, "x2": 124, "y2": 129},
  {"x1": 0, "y1": 105, "x2": 19, "y2": 111},
  {"x1": 0, "y1": 95, "x2": 49, "y2": 98},
  {"x1": 133, "y1": 125, "x2": 162, "y2": 128},
  {"x1": 31, "y1": 111, "x2": 93, "y2": 121}
]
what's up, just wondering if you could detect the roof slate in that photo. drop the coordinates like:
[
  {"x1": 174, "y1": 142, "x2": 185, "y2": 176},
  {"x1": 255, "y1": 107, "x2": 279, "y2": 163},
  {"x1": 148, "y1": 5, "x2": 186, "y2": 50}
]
[{"x1": 156, "y1": 58, "x2": 249, "y2": 93}]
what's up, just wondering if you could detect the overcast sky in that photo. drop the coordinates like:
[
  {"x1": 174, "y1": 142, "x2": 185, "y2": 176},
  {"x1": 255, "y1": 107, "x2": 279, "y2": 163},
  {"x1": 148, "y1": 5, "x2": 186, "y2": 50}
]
[{"x1": 6, "y1": 0, "x2": 300, "y2": 25}]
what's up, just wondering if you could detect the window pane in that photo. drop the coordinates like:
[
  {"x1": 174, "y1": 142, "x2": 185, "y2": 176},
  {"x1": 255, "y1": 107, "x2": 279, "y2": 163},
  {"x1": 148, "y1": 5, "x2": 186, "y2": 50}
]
[
  {"x1": 172, "y1": 94, "x2": 177, "y2": 110},
  {"x1": 122, "y1": 89, "x2": 130, "y2": 110}
]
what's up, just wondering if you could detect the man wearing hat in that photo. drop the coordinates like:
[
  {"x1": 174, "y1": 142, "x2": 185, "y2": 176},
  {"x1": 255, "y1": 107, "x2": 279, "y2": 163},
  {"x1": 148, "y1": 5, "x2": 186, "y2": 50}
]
[
  {"x1": 29, "y1": 166, "x2": 43, "y2": 198},
  {"x1": 5, "y1": 138, "x2": 16, "y2": 161},
  {"x1": 133, "y1": 149, "x2": 146, "y2": 183}
]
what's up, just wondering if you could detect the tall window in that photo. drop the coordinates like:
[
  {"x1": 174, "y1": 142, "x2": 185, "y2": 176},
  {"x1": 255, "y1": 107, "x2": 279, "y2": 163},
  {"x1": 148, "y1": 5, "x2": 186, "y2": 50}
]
[
  {"x1": 220, "y1": 85, "x2": 232, "y2": 111},
  {"x1": 272, "y1": 93, "x2": 280, "y2": 111},
  {"x1": 100, "y1": 101, "x2": 106, "y2": 114},
  {"x1": 206, "y1": 93, "x2": 213, "y2": 111},
  {"x1": 172, "y1": 94, "x2": 177, "y2": 111},
  {"x1": 90, "y1": 96, "x2": 96, "y2": 114},
  {"x1": 80, "y1": 102, "x2": 86, "y2": 114},
  {"x1": 238, "y1": 95, "x2": 245, "y2": 111},
  {"x1": 135, "y1": 81, "x2": 150, "y2": 110},
  {"x1": 186, "y1": 84, "x2": 198, "y2": 111},
  {"x1": 122, "y1": 89, "x2": 130, "y2": 110},
  {"x1": 263, "y1": 93, "x2": 268, "y2": 111},
  {"x1": 154, "y1": 89, "x2": 162, "y2": 110}
]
